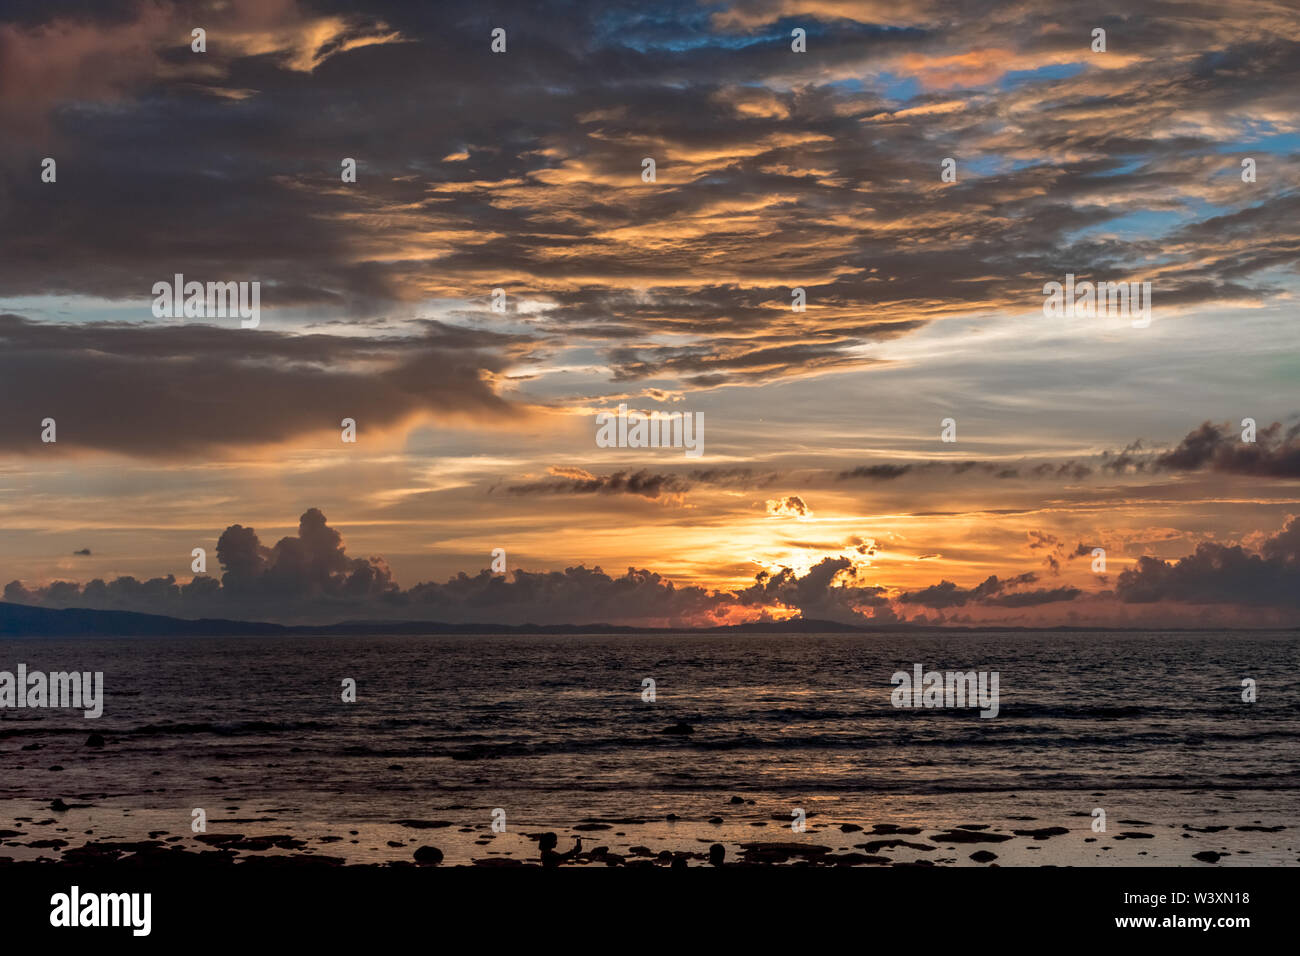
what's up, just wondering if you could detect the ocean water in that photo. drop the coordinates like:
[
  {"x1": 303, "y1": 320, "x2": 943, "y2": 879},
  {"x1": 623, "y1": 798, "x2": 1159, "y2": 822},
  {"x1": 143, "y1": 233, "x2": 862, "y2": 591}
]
[{"x1": 2, "y1": 631, "x2": 1298, "y2": 865}]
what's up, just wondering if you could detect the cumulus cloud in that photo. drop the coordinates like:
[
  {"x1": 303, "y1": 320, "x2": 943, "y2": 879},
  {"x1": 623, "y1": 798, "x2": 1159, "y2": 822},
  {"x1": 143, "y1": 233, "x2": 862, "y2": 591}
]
[
  {"x1": 1116, "y1": 516, "x2": 1300, "y2": 607},
  {"x1": 766, "y1": 495, "x2": 812, "y2": 518}
]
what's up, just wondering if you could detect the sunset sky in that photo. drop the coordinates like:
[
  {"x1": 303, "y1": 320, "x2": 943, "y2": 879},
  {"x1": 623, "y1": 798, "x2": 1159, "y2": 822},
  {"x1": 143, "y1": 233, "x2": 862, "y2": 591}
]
[{"x1": 1, "y1": 0, "x2": 1297, "y2": 627}]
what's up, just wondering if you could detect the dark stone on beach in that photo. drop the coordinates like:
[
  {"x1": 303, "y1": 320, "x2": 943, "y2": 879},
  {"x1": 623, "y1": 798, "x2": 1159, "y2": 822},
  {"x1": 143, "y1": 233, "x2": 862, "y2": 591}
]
[
  {"x1": 628, "y1": 845, "x2": 653, "y2": 856},
  {"x1": 956, "y1": 824, "x2": 990, "y2": 830},
  {"x1": 708, "y1": 816, "x2": 724, "y2": 825},
  {"x1": 970, "y1": 850, "x2": 998, "y2": 863},
  {"x1": 830, "y1": 852, "x2": 891, "y2": 866},
  {"x1": 85, "y1": 734, "x2": 105, "y2": 748},
  {"x1": 738, "y1": 842, "x2": 833, "y2": 864},
  {"x1": 27, "y1": 839, "x2": 68, "y2": 849},
  {"x1": 48, "y1": 766, "x2": 64, "y2": 772},
  {"x1": 839, "y1": 823, "x2": 863, "y2": 833},
  {"x1": 387, "y1": 764, "x2": 403, "y2": 771},
  {"x1": 413, "y1": 845, "x2": 444, "y2": 865},
  {"x1": 392, "y1": 819, "x2": 454, "y2": 829},
  {"x1": 870, "y1": 824, "x2": 922, "y2": 835},
  {"x1": 709, "y1": 844, "x2": 725, "y2": 866},
  {"x1": 1115, "y1": 832, "x2": 1154, "y2": 839},
  {"x1": 1235, "y1": 825, "x2": 1285, "y2": 832},
  {"x1": 729, "y1": 796, "x2": 745, "y2": 804},
  {"x1": 194, "y1": 833, "x2": 244, "y2": 845},
  {"x1": 1193, "y1": 851, "x2": 1224, "y2": 864},
  {"x1": 666, "y1": 814, "x2": 679, "y2": 821},
  {"x1": 386, "y1": 841, "x2": 404, "y2": 848},
  {"x1": 658, "y1": 722, "x2": 694, "y2": 735},
  {"x1": 21, "y1": 743, "x2": 41, "y2": 751},
  {"x1": 50, "y1": 799, "x2": 69, "y2": 812},
  {"x1": 472, "y1": 858, "x2": 527, "y2": 867},
  {"x1": 932, "y1": 830, "x2": 1013, "y2": 844},
  {"x1": 0, "y1": 830, "x2": 22, "y2": 838},
  {"x1": 1012, "y1": 827, "x2": 1070, "y2": 840},
  {"x1": 573, "y1": 823, "x2": 612, "y2": 831},
  {"x1": 859, "y1": 839, "x2": 935, "y2": 854}
]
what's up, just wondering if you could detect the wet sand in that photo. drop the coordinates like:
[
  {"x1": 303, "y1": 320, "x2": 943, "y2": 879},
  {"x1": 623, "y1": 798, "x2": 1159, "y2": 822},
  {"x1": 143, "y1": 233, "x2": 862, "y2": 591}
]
[{"x1": 2, "y1": 793, "x2": 1294, "y2": 868}]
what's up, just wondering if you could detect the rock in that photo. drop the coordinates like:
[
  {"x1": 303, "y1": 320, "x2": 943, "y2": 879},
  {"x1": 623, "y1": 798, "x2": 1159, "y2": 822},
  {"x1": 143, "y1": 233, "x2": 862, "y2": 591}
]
[
  {"x1": 1012, "y1": 827, "x2": 1070, "y2": 840},
  {"x1": 970, "y1": 850, "x2": 999, "y2": 863},
  {"x1": 413, "y1": 845, "x2": 444, "y2": 865},
  {"x1": 658, "y1": 722, "x2": 694, "y2": 735},
  {"x1": 738, "y1": 842, "x2": 833, "y2": 864},
  {"x1": 831, "y1": 853, "x2": 891, "y2": 865},
  {"x1": 708, "y1": 816, "x2": 724, "y2": 825},
  {"x1": 85, "y1": 734, "x2": 105, "y2": 748},
  {"x1": 931, "y1": 829, "x2": 1013, "y2": 844},
  {"x1": 839, "y1": 823, "x2": 863, "y2": 833},
  {"x1": 573, "y1": 823, "x2": 612, "y2": 831},
  {"x1": 859, "y1": 839, "x2": 936, "y2": 854},
  {"x1": 1193, "y1": 851, "x2": 1224, "y2": 864},
  {"x1": 392, "y1": 819, "x2": 454, "y2": 829},
  {"x1": 50, "y1": 799, "x2": 69, "y2": 812},
  {"x1": 729, "y1": 796, "x2": 745, "y2": 804},
  {"x1": 709, "y1": 843, "x2": 725, "y2": 866}
]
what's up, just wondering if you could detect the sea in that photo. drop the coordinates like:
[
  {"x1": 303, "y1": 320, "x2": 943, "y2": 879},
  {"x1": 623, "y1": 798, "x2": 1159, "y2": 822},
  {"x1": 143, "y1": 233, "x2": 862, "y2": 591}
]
[{"x1": 1, "y1": 631, "x2": 1297, "y2": 866}]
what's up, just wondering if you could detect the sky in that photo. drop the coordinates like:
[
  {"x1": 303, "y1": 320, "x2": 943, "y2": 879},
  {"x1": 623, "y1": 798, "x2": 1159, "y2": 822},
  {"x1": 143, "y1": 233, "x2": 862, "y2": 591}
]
[{"x1": 0, "y1": 0, "x2": 1297, "y2": 627}]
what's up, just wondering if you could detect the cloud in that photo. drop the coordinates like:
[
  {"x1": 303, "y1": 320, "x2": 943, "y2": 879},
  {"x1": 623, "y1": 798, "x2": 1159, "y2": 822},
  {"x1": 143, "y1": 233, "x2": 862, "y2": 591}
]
[
  {"x1": 2, "y1": 0, "x2": 1296, "y2": 401},
  {"x1": 766, "y1": 495, "x2": 812, "y2": 518},
  {"x1": 1153, "y1": 420, "x2": 1300, "y2": 477},
  {"x1": 1116, "y1": 516, "x2": 1300, "y2": 607},
  {"x1": 504, "y1": 468, "x2": 691, "y2": 499},
  {"x1": 896, "y1": 572, "x2": 1071, "y2": 609},
  {"x1": 0, "y1": 315, "x2": 529, "y2": 455}
]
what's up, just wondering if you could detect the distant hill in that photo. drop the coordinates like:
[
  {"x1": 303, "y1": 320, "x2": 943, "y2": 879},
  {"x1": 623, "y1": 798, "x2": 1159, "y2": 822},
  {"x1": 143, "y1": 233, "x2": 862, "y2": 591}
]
[
  {"x1": 0, "y1": 601, "x2": 867, "y2": 637},
  {"x1": 2, "y1": 601, "x2": 1286, "y2": 637}
]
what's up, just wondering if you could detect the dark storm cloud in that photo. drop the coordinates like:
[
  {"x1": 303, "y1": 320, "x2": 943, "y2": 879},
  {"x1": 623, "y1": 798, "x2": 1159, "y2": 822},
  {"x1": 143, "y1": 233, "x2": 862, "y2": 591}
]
[
  {"x1": 504, "y1": 469, "x2": 691, "y2": 499},
  {"x1": 0, "y1": 314, "x2": 530, "y2": 454},
  {"x1": 499, "y1": 465, "x2": 779, "y2": 498},
  {"x1": 1116, "y1": 516, "x2": 1300, "y2": 608},
  {"x1": 834, "y1": 421, "x2": 1300, "y2": 487},
  {"x1": 896, "y1": 572, "x2": 1062, "y2": 609},
  {"x1": 0, "y1": 0, "x2": 1295, "y2": 392},
  {"x1": 1153, "y1": 420, "x2": 1300, "y2": 477}
]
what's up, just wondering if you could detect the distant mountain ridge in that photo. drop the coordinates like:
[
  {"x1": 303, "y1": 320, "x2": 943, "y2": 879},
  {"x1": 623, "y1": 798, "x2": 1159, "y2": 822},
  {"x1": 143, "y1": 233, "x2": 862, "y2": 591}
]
[
  {"x1": 0, "y1": 601, "x2": 873, "y2": 636},
  {"x1": 2, "y1": 601, "x2": 1291, "y2": 636}
]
